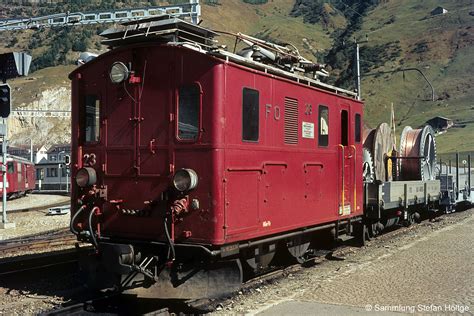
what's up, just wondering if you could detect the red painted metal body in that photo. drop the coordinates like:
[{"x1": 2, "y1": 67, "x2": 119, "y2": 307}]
[
  {"x1": 70, "y1": 43, "x2": 363, "y2": 247},
  {"x1": 0, "y1": 156, "x2": 35, "y2": 198}
]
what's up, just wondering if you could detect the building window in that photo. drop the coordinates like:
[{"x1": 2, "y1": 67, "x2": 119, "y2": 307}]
[
  {"x1": 47, "y1": 168, "x2": 58, "y2": 178},
  {"x1": 318, "y1": 105, "x2": 329, "y2": 147},
  {"x1": 355, "y1": 113, "x2": 361, "y2": 143},
  {"x1": 178, "y1": 84, "x2": 200, "y2": 141},
  {"x1": 85, "y1": 95, "x2": 100, "y2": 143},
  {"x1": 242, "y1": 88, "x2": 259, "y2": 142}
]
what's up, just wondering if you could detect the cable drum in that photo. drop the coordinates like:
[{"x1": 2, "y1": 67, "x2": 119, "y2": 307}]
[
  {"x1": 362, "y1": 124, "x2": 394, "y2": 182},
  {"x1": 362, "y1": 127, "x2": 375, "y2": 152},
  {"x1": 399, "y1": 125, "x2": 437, "y2": 181},
  {"x1": 372, "y1": 123, "x2": 394, "y2": 182}
]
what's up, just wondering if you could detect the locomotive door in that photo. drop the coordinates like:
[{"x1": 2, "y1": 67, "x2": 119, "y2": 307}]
[{"x1": 338, "y1": 106, "x2": 354, "y2": 216}]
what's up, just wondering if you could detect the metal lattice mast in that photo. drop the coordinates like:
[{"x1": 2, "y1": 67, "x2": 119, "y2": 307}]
[{"x1": 0, "y1": 0, "x2": 200, "y2": 31}]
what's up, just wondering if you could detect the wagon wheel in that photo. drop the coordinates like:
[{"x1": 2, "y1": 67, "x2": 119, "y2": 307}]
[
  {"x1": 368, "y1": 222, "x2": 381, "y2": 239},
  {"x1": 286, "y1": 236, "x2": 311, "y2": 264},
  {"x1": 244, "y1": 243, "x2": 276, "y2": 273}
]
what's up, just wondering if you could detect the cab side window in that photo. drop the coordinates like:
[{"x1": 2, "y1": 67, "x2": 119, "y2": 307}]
[
  {"x1": 7, "y1": 162, "x2": 14, "y2": 174},
  {"x1": 242, "y1": 88, "x2": 259, "y2": 142},
  {"x1": 355, "y1": 113, "x2": 361, "y2": 143},
  {"x1": 318, "y1": 105, "x2": 329, "y2": 147}
]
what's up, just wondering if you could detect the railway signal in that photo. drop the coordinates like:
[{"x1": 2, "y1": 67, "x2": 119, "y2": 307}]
[
  {"x1": 64, "y1": 155, "x2": 71, "y2": 166},
  {"x1": 0, "y1": 84, "x2": 11, "y2": 119}
]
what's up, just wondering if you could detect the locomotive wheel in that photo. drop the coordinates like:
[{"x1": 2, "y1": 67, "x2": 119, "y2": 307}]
[
  {"x1": 244, "y1": 243, "x2": 276, "y2": 273},
  {"x1": 354, "y1": 223, "x2": 369, "y2": 246},
  {"x1": 286, "y1": 236, "x2": 311, "y2": 263}
]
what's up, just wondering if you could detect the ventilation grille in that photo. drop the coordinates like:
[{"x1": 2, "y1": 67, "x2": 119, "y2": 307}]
[{"x1": 284, "y1": 97, "x2": 298, "y2": 144}]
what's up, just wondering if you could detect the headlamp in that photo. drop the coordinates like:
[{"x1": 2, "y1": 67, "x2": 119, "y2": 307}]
[
  {"x1": 76, "y1": 167, "x2": 97, "y2": 188},
  {"x1": 109, "y1": 62, "x2": 129, "y2": 84},
  {"x1": 172, "y1": 169, "x2": 198, "y2": 192}
]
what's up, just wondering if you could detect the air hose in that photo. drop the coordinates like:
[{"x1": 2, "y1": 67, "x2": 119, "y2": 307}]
[{"x1": 70, "y1": 205, "x2": 87, "y2": 235}]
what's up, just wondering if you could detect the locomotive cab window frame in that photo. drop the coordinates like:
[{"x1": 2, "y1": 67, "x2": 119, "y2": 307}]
[
  {"x1": 176, "y1": 83, "x2": 202, "y2": 142},
  {"x1": 83, "y1": 94, "x2": 101, "y2": 144},
  {"x1": 242, "y1": 87, "x2": 260, "y2": 142},
  {"x1": 355, "y1": 113, "x2": 361, "y2": 143},
  {"x1": 318, "y1": 105, "x2": 329, "y2": 147}
]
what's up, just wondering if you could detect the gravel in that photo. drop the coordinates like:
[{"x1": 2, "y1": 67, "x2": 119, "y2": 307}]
[
  {"x1": 0, "y1": 194, "x2": 70, "y2": 241},
  {"x1": 212, "y1": 210, "x2": 474, "y2": 315}
]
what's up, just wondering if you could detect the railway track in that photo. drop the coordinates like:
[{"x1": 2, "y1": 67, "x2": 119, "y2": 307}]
[
  {"x1": 9, "y1": 200, "x2": 70, "y2": 214},
  {"x1": 0, "y1": 227, "x2": 75, "y2": 255},
  {"x1": 43, "y1": 294, "x2": 172, "y2": 316},
  {"x1": 0, "y1": 227, "x2": 89, "y2": 276},
  {"x1": 35, "y1": 212, "x2": 461, "y2": 315}
]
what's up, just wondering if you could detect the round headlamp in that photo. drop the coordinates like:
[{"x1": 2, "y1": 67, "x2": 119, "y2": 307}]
[
  {"x1": 109, "y1": 62, "x2": 129, "y2": 84},
  {"x1": 76, "y1": 167, "x2": 97, "y2": 188},
  {"x1": 173, "y1": 169, "x2": 198, "y2": 192}
]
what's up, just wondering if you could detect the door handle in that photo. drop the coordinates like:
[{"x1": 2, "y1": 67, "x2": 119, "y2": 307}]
[{"x1": 149, "y1": 139, "x2": 157, "y2": 154}]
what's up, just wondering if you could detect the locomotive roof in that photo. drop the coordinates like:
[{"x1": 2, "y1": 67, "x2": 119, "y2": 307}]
[{"x1": 72, "y1": 16, "x2": 358, "y2": 100}]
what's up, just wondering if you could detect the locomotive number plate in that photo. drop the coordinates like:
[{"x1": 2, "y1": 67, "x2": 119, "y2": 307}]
[{"x1": 83, "y1": 153, "x2": 97, "y2": 166}]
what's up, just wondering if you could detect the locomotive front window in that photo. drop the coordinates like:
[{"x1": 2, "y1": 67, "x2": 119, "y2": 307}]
[
  {"x1": 242, "y1": 88, "x2": 259, "y2": 142},
  {"x1": 318, "y1": 105, "x2": 329, "y2": 147},
  {"x1": 178, "y1": 85, "x2": 200, "y2": 141},
  {"x1": 84, "y1": 95, "x2": 100, "y2": 143}
]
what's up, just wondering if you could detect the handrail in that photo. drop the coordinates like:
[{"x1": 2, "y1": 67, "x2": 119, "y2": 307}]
[
  {"x1": 351, "y1": 145, "x2": 357, "y2": 214},
  {"x1": 338, "y1": 144, "x2": 345, "y2": 215}
]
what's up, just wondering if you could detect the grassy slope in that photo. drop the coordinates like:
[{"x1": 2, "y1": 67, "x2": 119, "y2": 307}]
[
  {"x1": 355, "y1": 0, "x2": 474, "y2": 155},
  {"x1": 200, "y1": 0, "x2": 333, "y2": 61},
  {"x1": 9, "y1": 65, "x2": 76, "y2": 107}
]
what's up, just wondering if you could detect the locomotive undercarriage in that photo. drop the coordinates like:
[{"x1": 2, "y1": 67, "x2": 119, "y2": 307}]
[
  {"x1": 78, "y1": 216, "x2": 366, "y2": 299},
  {"x1": 80, "y1": 240, "x2": 243, "y2": 299}
]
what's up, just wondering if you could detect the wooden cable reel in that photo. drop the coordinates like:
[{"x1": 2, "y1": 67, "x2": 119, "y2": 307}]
[
  {"x1": 399, "y1": 125, "x2": 437, "y2": 181},
  {"x1": 364, "y1": 123, "x2": 394, "y2": 182}
]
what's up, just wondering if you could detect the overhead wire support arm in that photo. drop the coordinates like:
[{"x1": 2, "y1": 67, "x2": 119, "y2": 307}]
[{"x1": 363, "y1": 67, "x2": 435, "y2": 101}]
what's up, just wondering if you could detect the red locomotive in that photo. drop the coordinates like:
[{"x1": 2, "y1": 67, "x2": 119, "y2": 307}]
[
  {"x1": 69, "y1": 17, "x2": 439, "y2": 298},
  {"x1": 0, "y1": 155, "x2": 35, "y2": 199}
]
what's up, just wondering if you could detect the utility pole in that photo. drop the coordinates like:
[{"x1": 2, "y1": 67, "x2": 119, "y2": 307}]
[
  {"x1": 354, "y1": 35, "x2": 368, "y2": 101},
  {"x1": 0, "y1": 83, "x2": 12, "y2": 229},
  {"x1": 0, "y1": 51, "x2": 31, "y2": 229},
  {"x1": 30, "y1": 138, "x2": 33, "y2": 162},
  {"x1": 1, "y1": 120, "x2": 12, "y2": 229}
]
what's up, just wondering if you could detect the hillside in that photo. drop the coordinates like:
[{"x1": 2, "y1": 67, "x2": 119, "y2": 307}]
[
  {"x1": 1, "y1": 0, "x2": 473, "y2": 156},
  {"x1": 354, "y1": 0, "x2": 474, "y2": 157}
]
